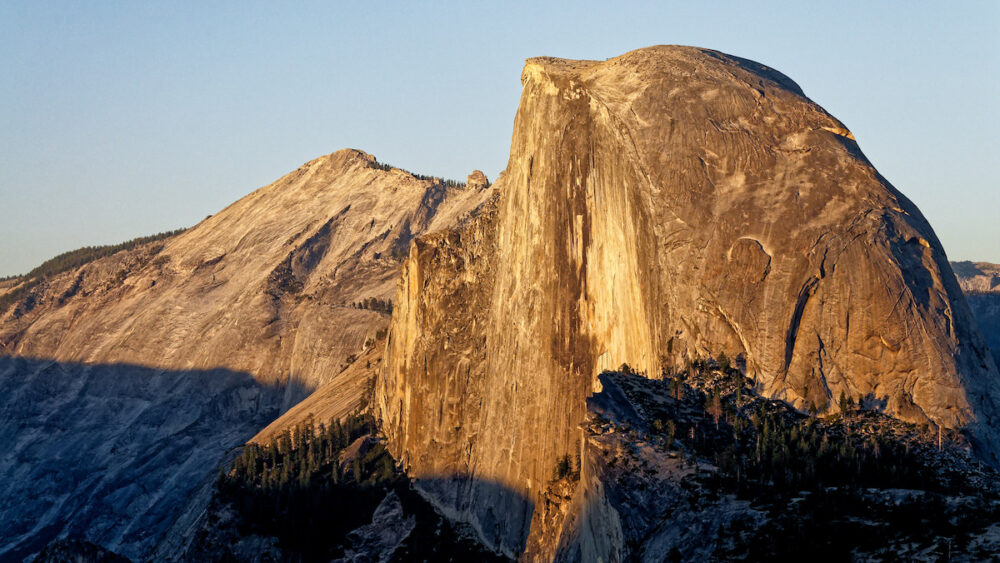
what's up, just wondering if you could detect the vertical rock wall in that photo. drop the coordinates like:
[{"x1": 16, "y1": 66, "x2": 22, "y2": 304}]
[{"x1": 377, "y1": 46, "x2": 1000, "y2": 558}]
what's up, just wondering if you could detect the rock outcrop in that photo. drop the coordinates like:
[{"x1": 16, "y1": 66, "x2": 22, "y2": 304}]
[
  {"x1": 0, "y1": 149, "x2": 493, "y2": 560},
  {"x1": 376, "y1": 46, "x2": 1000, "y2": 558},
  {"x1": 532, "y1": 368, "x2": 1000, "y2": 561},
  {"x1": 336, "y1": 491, "x2": 416, "y2": 563},
  {"x1": 467, "y1": 170, "x2": 490, "y2": 191}
]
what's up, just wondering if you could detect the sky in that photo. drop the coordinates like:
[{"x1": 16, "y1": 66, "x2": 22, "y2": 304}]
[{"x1": 1, "y1": 1, "x2": 998, "y2": 277}]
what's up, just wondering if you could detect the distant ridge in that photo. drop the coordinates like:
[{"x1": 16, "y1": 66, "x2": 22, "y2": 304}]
[{"x1": 954, "y1": 260, "x2": 1000, "y2": 367}]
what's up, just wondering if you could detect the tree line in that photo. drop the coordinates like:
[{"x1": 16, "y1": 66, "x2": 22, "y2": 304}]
[
  {"x1": 215, "y1": 412, "x2": 400, "y2": 560},
  {"x1": 371, "y1": 160, "x2": 467, "y2": 189},
  {"x1": 0, "y1": 228, "x2": 185, "y2": 314},
  {"x1": 351, "y1": 297, "x2": 393, "y2": 315},
  {"x1": 636, "y1": 357, "x2": 963, "y2": 496}
]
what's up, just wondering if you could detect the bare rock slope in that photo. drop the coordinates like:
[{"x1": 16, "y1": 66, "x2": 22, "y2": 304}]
[
  {"x1": 376, "y1": 46, "x2": 1000, "y2": 558},
  {"x1": 2, "y1": 149, "x2": 491, "y2": 397},
  {"x1": 0, "y1": 150, "x2": 492, "y2": 560},
  {"x1": 249, "y1": 343, "x2": 383, "y2": 445}
]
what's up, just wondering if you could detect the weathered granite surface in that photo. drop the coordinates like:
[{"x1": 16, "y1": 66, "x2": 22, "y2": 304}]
[
  {"x1": 376, "y1": 46, "x2": 1000, "y2": 559},
  {"x1": 0, "y1": 150, "x2": 492, "y2": 560},
  {"x1": 1, "y1": 149, "x2": 492, "y2": 396}
]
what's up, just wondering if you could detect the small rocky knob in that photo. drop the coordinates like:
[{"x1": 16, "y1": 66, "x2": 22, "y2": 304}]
[{"x1": 466, "y1": 170, "x2": 490, "y2": 190}]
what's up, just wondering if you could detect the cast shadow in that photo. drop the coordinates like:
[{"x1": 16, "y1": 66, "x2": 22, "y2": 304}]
[{"x1": 0, "y1": 356, "x2": 309, "y2": 562}]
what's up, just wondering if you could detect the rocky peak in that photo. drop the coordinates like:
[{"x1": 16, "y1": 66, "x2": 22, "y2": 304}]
[
  {"x1": 375, "y1": 45, "x2": 1000, "y2": 559},
  {"x1": 326, "y1": 147, "x2": 377, "y2": 166}
]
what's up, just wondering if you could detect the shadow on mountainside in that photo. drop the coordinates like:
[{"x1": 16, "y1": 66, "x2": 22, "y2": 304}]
[
  {"x1": 408, "y1": 476, "x2": 535, "y2": 560},
  {"x1": 953, "y1": 261, "x2": 988, "y2": 279},
  {"x1": 200, "y1": 407, "x2": 529, "y2": 562},
  {"x1": 0, "y1": 356, "x2": 308, "y2": 563}
]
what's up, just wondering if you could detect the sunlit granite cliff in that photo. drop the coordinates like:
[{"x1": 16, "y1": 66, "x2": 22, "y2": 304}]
[{"x1": 375, "y1": 45, "x2": 1000, "y2": 559}]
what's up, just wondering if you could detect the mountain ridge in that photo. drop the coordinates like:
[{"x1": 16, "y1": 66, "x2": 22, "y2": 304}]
[{"x1": 0, "y1": 148, "x2": 493, "y2": 560}]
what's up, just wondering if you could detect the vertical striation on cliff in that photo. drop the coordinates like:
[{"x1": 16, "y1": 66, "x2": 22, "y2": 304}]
[{"x1": 376, "y1": 45, "x2": 1000, "y2": 558}]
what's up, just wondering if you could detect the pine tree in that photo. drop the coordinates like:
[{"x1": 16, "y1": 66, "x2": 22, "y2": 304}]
[
  {"x1": 839, "y1": 391, "x2": 851, "y2": 414},
  {"x1": 665, "y1": 420, "x2": 676, "y2": 448},
  {"x1": 554, "y1": 454, "x2": 572, "y2": 480},
  {"x1": 717, "y1": 351, "x2": 730, "y2": 373},
  {"x1": 707, "y1": 390, "x2": 723, "y2": 429},
  {"x1": 670, "y1": 377, "x2": 684, "y2": 400}
]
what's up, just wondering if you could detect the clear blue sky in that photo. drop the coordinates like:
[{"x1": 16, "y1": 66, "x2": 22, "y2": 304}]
[{"x1": 1, "y1": 1, "x2": 998, "y2": 276}]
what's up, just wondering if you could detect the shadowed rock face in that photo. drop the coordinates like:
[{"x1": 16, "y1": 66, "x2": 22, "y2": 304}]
[
  {"x1": 0, "y1": 358, "x2": 284, "y2": 562},
  {"x1": 376, "y1": 45, "x2": 1000, "y2": 558},
  {"x1": 953, "y1": 261, "x2": 1000, "y2": 366},
  {"x1": 249, "y1": 344, "x2": 383, "y2": 445}
]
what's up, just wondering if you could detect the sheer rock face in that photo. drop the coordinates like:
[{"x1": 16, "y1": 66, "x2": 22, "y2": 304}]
[{"x1": 376, "y1": 46, "x2": 1000, "y2": 558}]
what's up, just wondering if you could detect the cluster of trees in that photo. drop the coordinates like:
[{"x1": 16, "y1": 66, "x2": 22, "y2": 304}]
[
  {"x1": 441, "y1": 179, "x2": 466, "y2": 189},
  {"x1": 553, "y1": 453, "x2": 581, "y2": 481},
  {"x1": 0, "y1": 228, "x2": 185, "y2": 314},
  {"x1": 214, "y1": 411, "x2": 505, "y2": 561},
  {"x1": 222, "y1": 413, "x2": 395, "y2": 490},
  {"x1": 266, "y1": 257, "x2": 304, "y2": 297},
  {"x1": 632, "y1": 356, "x2": 1000, "y2": 559},
  {"x1": 633, "y1": 353, "x2": 973, "y2": 500},
  {"x1": 646, "y1": 359, "x2": 948, "y2": 495},
  {"x1": 650, "y1": 418, "x2": 677, "y2": 445},
  {"x1": 351, "y1": 297, "x2": 393, "y2": 315},
  {"x1": 215, "y1": 412, "x2": 400, "y2": 560},
  {"x1": 713, "y1": 407, "x2": 943, "y2": 494},
  {"x1": 22, "y1": 228, "x2": 185, "y2": 281},
  {"x1": 371, "y1": 160, "x2": 466, "y2": 189}
]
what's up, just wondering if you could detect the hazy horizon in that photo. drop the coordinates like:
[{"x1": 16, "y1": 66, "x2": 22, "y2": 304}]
[{"x1": 2, "y1": 1, "x2": 998, "y2": 277}]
